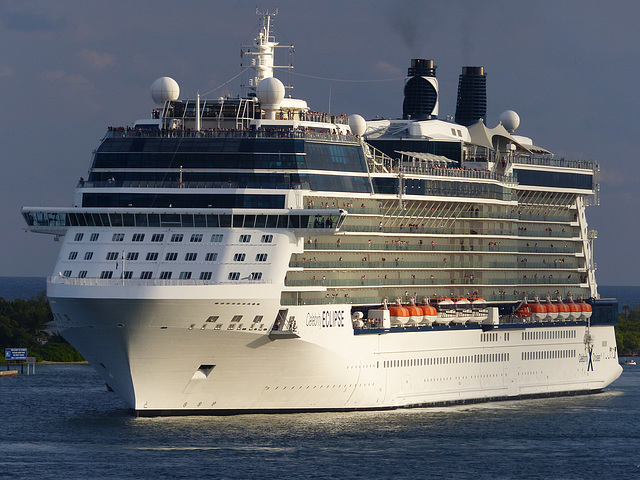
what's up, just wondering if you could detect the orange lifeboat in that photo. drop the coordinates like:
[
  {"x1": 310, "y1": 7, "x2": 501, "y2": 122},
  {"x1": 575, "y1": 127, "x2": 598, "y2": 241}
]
[
  {"x1": 566, "y1": 297, "x2": 581, "y2": 321},
  {"x1": 556, "y1": 297, "x2": 570, "y2": 321},
  {"x1": 405, "y1": 304, "x2": 423, "y2": 326},
  {"x1": 389, "y1": 305, "x2": 410, "y2": 327},
  {"x1": 578, "y1": 299, "x2": 592, "y2": 321},
  {"x1": 545, "y1": 298, "x2": 559, "y2": 321},
  {"x1": 530, "y1": 299, "x2": 547, "y2": 322},
  {"x1": 419, "y1": 303, "x2": 438, "y2": 326}
]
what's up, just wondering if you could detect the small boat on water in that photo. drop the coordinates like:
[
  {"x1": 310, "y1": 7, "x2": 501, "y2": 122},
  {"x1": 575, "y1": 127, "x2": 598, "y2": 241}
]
[{"x1": 620, "y1": 359, "x2": 637, "y2": 366}]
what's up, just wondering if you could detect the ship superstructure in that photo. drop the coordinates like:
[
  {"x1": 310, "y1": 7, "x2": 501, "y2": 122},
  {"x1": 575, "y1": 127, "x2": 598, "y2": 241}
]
[{"x1": 23, "y1": 10, "x2": 621, "y2": 415}]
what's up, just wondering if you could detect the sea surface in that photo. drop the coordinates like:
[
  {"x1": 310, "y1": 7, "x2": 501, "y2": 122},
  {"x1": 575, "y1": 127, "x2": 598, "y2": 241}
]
[
  {"x1": 2, "y1": 277, "x2": 640, "y2": 310},
  {"x1": 1, "y1": 278, "x2": 640, "y2": 478},
  {"x1": 0, "y1": 364, "x2": 638, "y2": 479}
]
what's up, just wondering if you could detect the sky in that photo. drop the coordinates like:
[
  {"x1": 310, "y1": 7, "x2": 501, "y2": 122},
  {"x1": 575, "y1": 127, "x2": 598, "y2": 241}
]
[{"x1": 1, "y1": 0, "x2": 639, "y2": 285}]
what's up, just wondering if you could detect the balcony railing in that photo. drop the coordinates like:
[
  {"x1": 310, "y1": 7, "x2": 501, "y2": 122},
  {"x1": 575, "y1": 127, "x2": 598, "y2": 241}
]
[{"x1": 103, "y1": 127, "x2": 360, "y2": 143}]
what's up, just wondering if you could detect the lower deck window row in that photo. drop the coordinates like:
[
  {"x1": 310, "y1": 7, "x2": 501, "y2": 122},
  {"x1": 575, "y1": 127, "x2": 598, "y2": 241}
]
[
  {"x1": 521, "y1": 349, "x2": 576, "y2": 360},
  {"x1": 522, "y1": 329, "x2": 576, "y2": 340},
  {"x1": 383, "y1": 352, "x2": 509, "y2": 368}
]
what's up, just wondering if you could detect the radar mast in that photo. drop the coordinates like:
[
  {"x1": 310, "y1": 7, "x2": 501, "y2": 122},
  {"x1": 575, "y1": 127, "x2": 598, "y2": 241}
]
[{"x1": 241, "y1": 8, "x2": 294, "y2": 97}]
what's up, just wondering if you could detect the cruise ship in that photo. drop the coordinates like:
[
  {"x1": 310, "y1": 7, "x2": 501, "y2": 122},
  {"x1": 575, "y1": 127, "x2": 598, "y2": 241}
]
[{"x1": 23, "y1": 11, "x2": 621, "y2": 415}]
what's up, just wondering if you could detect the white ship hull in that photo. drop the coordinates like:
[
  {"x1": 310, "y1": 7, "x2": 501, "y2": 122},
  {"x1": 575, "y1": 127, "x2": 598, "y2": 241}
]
[
  {"x1": 24, "y1": 10, "x2": 623, "y2": 416},
  {"x1": 49, "y1": 281, "x2": 621, "y2": 415}
]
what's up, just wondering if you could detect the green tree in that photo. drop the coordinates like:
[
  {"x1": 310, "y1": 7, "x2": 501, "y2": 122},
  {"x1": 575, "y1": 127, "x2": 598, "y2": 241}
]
[
  {"x1": 0, "y1": 294, "x2": 83, "y2": 363},
  {"x1": 616, "y1": 305, "x2": 640, "y2": 355}
]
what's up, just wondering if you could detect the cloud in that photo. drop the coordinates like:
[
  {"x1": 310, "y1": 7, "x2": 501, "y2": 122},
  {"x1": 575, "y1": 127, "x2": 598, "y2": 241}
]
[
  {"x1": 598, "y1": 168, "x2": 634, "y2": 189},
  {"x1": 1, "y1": 11, "x2": 65, "y2": 32},
  {"x1": 374, "y1": 60, "x2": 403, "y2": 77},
  {"x1": 78, "y1": 49, "x2": 116, "y2": 70},
  {"x1": 44, "y1": 70, "x2": 93, "y2": 90}
]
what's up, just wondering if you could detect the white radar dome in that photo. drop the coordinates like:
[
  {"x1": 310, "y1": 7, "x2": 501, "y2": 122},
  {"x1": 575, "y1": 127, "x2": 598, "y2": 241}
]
[
  {"x1": 348, "y1": 114, "x2": 367, "y2": 137},
  {"x1": 151, "y1": 77, "x2": 180, "y2": 105},
  {"x1": 256, "y1": 77, "x2": 285, "y2": 110},
  {"x1": 499, "y1": 110, "x2": 520, "y2": 133}
]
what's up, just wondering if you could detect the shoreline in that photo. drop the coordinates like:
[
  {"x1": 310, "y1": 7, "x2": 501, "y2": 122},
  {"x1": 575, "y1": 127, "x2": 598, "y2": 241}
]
[
  {"x1": 1, "y1": 361, "x2": 89, "y2": 366},
  {"x1": 39, "y1": 361, "x2": 89, "y2": 365}
]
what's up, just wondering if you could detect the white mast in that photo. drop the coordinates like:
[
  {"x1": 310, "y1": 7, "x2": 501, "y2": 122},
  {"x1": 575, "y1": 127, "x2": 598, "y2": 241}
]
[
  {"x1": 196, "y1": 92, "x2": 201, "y2": 132},
  {"x1": 241, "y1": 8, "x2": 293, "y2": 95}
]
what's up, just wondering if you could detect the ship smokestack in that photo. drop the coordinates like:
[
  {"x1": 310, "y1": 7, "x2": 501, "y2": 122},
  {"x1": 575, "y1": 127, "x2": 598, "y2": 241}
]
[
  {"x1": 402, "y1": 59, "x2": 439, "y2": 120},
  {"x1": 454, "y1": 66, "x2": 486, "y2": 127}
]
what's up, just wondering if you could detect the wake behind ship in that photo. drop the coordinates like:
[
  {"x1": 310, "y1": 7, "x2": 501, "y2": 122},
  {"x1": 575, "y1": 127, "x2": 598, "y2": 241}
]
[{"x1": 23, "y1": 10, "x2": 621, "y2": 415}]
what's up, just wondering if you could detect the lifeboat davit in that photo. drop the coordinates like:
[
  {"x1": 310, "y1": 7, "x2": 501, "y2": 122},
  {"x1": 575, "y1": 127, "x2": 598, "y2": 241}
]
[
  {"x1": 419, "y1": 304, "x2": 438, "y2": 326},
  {"x1": 578, "y1": 299, "x2": 592, "y2": 321},
  {"x1": 452, "y1": 298, "x2": 472, "y2": 324},
  {"x1": 566, "y1": 297, "x2": 581, "y2": 321},
  {"x1": 515, "y1": 300, "x2": 533, "y2": 321},
  {"x1": 435, "y1": 298, "x2": 455, "y2": 325},
  {"x1": 545, "y1": 298, "x2": 559, "y2": 321},
  {"x1": 555, "y1": 297, "x2": 570, "y2": 321},
  {"x1": 530, "y1": 299, "x2": 547, "y2": 322}
]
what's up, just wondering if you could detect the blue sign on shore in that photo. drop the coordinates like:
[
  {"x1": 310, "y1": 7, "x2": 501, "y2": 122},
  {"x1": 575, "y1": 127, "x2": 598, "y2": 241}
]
[{"x1": 5, "y1": 348, "x2": 28, "y2": 360}]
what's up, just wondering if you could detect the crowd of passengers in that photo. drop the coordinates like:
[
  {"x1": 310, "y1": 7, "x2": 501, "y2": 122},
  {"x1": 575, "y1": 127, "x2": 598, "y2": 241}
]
[{"x1": 106, "y1": 123, "x2": 356, "y2": 138}]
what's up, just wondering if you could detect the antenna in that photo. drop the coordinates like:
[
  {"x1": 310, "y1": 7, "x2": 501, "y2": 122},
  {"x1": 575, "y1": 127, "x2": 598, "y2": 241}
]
[{"x1": 241, "y1": 8, "x2": 293, "y2": 97}]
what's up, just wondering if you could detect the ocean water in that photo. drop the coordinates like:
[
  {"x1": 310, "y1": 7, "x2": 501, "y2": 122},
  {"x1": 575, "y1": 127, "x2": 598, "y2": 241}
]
[
  {"x1": 0, "y1": 276, "x2": 46, "y2": 300},
  {"x1": 1, "y1": 278, "x2": 640, "y2": 477},
  {"x1": 0, "y1": 364, "x2": 638, "y2": 479}
]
